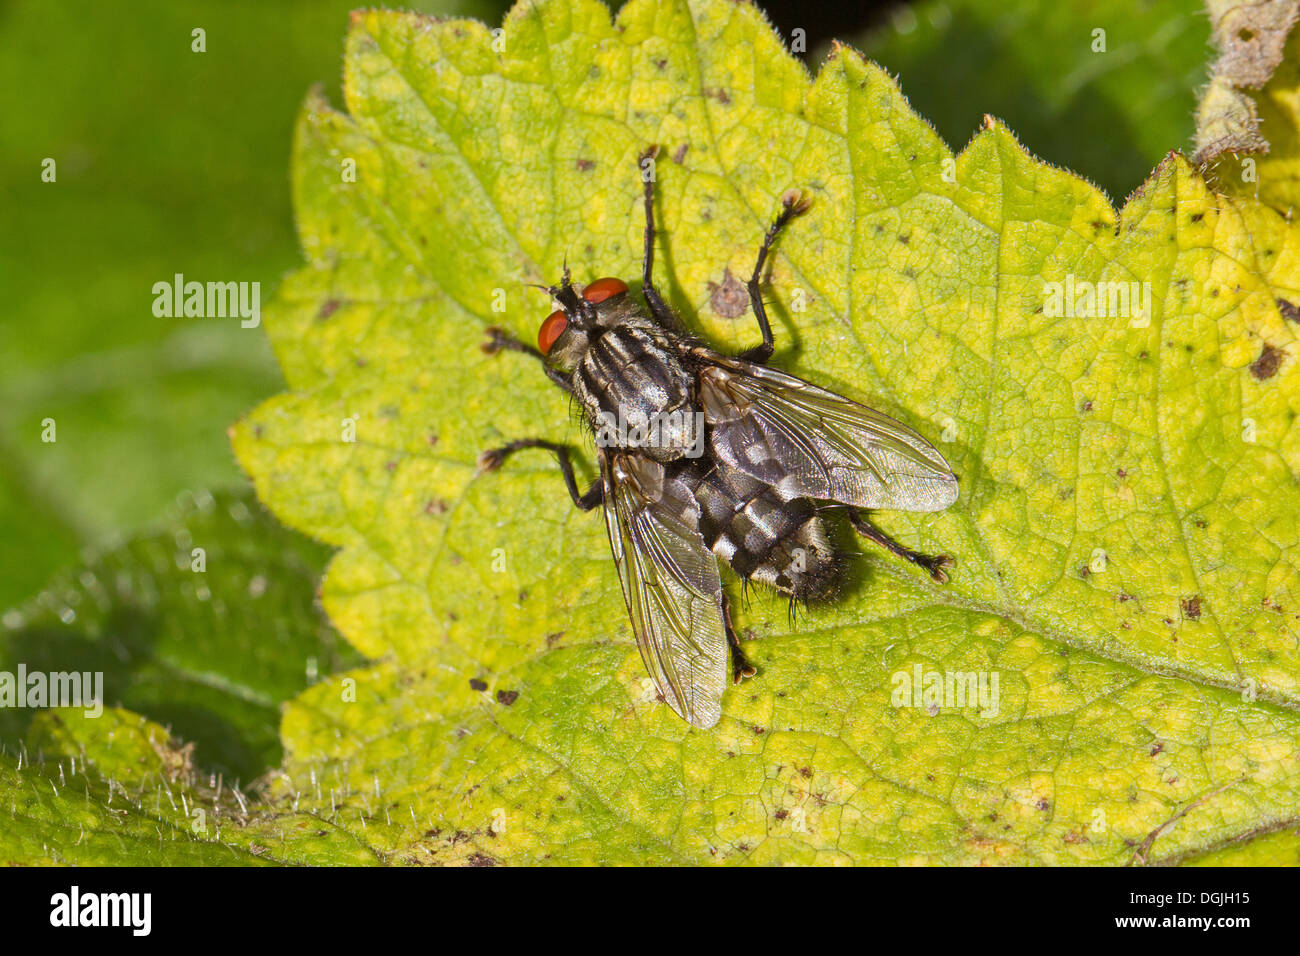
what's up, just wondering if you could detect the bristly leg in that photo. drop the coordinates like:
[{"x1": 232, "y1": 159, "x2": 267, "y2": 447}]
[
  {"x1": 635, "y1": 144, "x2": 685, "y2": 331},
  {"x1": 847, "y1": 507, "x2": 953, "y2": 583},
  {"x1": 477, "y1": 438, "x2": 602, "y2": 511},
  {"x1": 721, "y1": 591, "x2": 757, "y2": 683},
  {"x1": 739, "y1": 190, "x2": 812, "y2": 365},
  {"x1": 481, "y1": 326, "x2": 573, "y2": 393},
  {"x1": 481, "y1": 325, "x2": 541, "y2": 359}
]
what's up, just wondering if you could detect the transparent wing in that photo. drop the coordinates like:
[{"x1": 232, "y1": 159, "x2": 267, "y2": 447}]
[
  {"x1": 600, "y1": 451, "x2": 728, "y2": 729},
  {"x1": 696, "y1": 352, "x2": 958, "y2": 512}
]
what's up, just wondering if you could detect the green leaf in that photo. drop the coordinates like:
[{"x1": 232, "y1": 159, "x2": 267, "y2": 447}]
[
  {"x1": 1, "y1": 719, "x2": 270, "y2": 866},
  {"x1": 223, "y1": 0, "x2": 1300, "y2": 865},
  {"x1": 0, "y1": 489, "x2": 359, "y2": 783},
  {"x1": 0, "y1": 489, "x2": 388, "y2": 865},
  {"x1": 2, "y1": 706, "x2": 383, "y2": 865}
]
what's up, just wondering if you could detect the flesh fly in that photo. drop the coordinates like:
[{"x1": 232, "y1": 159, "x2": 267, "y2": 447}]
[{"x1": 480, "y1": 148, "x2": 958, "y2": 728}]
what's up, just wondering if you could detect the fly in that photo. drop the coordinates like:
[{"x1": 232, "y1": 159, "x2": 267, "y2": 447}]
[{"x1": 479, "y1": 147, "x2": 958, "y2": 728}]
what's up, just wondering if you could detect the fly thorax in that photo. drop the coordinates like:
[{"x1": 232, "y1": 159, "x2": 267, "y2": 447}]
[{"x1": 579, "y1": 327, "x2": 702, "y2": 462}]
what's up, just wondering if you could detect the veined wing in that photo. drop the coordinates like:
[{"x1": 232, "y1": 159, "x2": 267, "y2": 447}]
[
  {"x1": 600, "y1": 451, "x2": 728, "y2": 729},
  {"x1": 696, "y1": 351, "x2": 958, "y2": 512}
]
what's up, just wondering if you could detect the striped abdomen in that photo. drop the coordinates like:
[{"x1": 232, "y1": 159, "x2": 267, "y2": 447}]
[{"x1": 675, "y1": 460, "x2": 837, "y2": 600}]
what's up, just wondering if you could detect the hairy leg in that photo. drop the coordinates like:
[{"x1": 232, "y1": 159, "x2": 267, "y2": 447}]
[
  {"x1": 481, "y1": 326, "x2": 573, "y2": 393},
  {"x1": 847, "y1": 507, "x2": 953, "y2": 583},
  {"x1": 477, "y1": 438, "x2": 602, "y2": 510},
  {"x1": 738, "y1": 191, "x2": 810, "y2": 364},
  {"x1": 721, "y1": 590, "x2": 757, "y2": 683}
]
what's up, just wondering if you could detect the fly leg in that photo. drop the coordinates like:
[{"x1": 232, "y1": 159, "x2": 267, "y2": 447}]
[
  {"x1": 721, "y1": 591, "x2": 757, "y2": 683},
  {"x1": 847, "y1": 507, "x2": 954, "y2": 584},
  {"x1": 481, "y1": 326, "x2": 573, "y2": 393},
  {"x1": 637, "y1": 145, "x2": 684, "y2": 330},
  {"x1": 738, "y1": 191, "x2": 811, "y2": 364},
  {"x1": 477, "y1": 439, "x2": 602, "y2": 510}
]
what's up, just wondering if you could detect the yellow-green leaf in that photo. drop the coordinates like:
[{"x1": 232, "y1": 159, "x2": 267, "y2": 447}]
[{"x1": 231, "y1": 0, "x2": 1300, "y2": 864}]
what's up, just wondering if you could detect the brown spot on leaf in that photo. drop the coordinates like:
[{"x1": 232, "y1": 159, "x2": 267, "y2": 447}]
[
  {"x1": 1182, "y1": 596, "x2": 1203, "y2": 620},
  {"x1": 318, "y1": 298, "x2": 341, "y2": 320},
  {"x1": 1250, "y1": 343, "x2": 1282, "y2": 380},
  {"x1": 496, "y1": 689, "x2": 519, "y2": 706},
  {"x1": 1278, "y1": 298, "x2": 1300, "y2": 323},
  {"x1": 466, "y1": 853, "x2": 498, "y2": 867},
  {"x1": 672, "y1": 143, "x2": 689, "y2": 164},
  {"x1": 576, "y1": 158, "x2": 595, "y2": 172},
  {"x1": 708, "y1": 268, "x2": 749, "y2": 318},
  {"x1": 469, "y1": 678, "x2": 488, "y2": 692}
]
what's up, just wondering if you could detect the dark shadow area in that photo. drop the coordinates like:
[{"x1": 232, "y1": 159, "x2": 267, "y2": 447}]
[{"x1": 753, "y1": 0, "x2": 908, "y2": 50}]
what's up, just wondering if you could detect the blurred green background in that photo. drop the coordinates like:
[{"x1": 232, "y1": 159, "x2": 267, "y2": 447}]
[
  {"x1": 0, "y1": 0, "x2": 514, "y2": 609},
  {"x1": 855, "y1": 0, "x2": 1209, "y2": 202},
  {"x1": 0, "y1": 0, "x2": 1208, "y2": 612}
]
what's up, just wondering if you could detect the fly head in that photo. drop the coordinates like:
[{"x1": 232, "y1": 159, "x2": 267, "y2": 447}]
[{"x1": 535, "y1": 273, "x2": 639, "y2": 373}]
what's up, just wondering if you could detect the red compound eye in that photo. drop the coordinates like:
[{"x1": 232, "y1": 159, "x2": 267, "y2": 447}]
[
  {"x1": 538, "y1": 309, "x2": 568, "y2": 355},
  {"x1": 582, "y1": 277, "x2": 629, "y2": 303}
]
